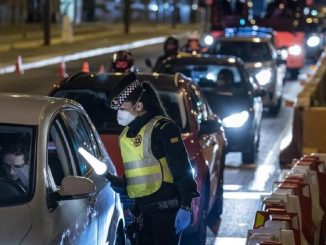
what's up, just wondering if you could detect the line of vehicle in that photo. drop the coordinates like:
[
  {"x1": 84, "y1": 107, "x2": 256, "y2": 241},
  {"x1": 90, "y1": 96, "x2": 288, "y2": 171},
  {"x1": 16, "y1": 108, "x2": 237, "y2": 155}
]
[{"x1": 0, "y1": 35, "x2": 185, "y2": 75}]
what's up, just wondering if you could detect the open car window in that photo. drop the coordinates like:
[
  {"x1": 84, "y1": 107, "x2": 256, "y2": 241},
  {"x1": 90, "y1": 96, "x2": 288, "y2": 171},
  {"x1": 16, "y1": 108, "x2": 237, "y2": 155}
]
[{"x1": 0, "y1": 125, "x2": 34, "y2": 205}]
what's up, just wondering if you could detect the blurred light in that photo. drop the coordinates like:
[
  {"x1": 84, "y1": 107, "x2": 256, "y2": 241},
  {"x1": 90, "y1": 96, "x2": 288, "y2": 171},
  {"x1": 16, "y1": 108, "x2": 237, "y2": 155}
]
[
  {"x1": 252, "y1": 37, "x2": 261, "y2": 43},
  {"x1": 295, "y1": 13, "x2": 300, "y2": 18},
  {"x1": 163, "y1": 3, "x2": 169, "y2": 9},
  {"x1": 247, "y1": 2, "x2": 253, "y2": 7},
  {"x1": 254, "y1": 62, "x2": 263, "y2": 68},
  {"x1": 288, "y1": 45, "x2": 302, "y2": 56},
  {"x1": 313, "y1": 18, "x2": 319, "y2": 23},
  {"x1": 304, "y1": 7, "x2": 310, "y2": 15},
  {"x1": 311, "y1": 9, "x2": 318, "y2": 16},
  {"x1": 206, "y1": 72, "x2": 216, "y2": 80},
  {"x1": 78, "y1": 148, "x2": 107, "y2": 175},
  {"x1": 307, "y1": 35, "x2": 320, "y2": 47},
  {"x1": 293, "y1": 20, "x2": 299, "y2": 26},
  {"x1": 306, "y1": 17, "x2": 313, "y2": 23},
  {"x1": 192, "y1": 4, "x2": 198, "y2": 10},
  {"x1": 148, "y1": 3, "x2": 158, "y2": 11},
  {"x1": 204, "y1": 35, "x2": 214, "y2": 45},
  {"x1": 250, "y1": 19, "x2": 256, "y2": 25},
  {"x1": 240, "y1": 18, "x2": 245, "y2": 26},
  {"x1": 279, "y1": 3, "x2": 285, "y2": 9},
  {"x1": 252, "y1": 25, "x2": 258, "y2": 30},
  {"x1": 222, "y1": 111, "x2": 249, "y2": 128},
  {"x1": 280, "y1": 49, "x2": 288, "y2": 60},
  {"x1": 255, "y1": 69, "x2": 272, "y2": 86},
  {"x1": 228, "y1": 58, "x2": 236, "y2": 63}
]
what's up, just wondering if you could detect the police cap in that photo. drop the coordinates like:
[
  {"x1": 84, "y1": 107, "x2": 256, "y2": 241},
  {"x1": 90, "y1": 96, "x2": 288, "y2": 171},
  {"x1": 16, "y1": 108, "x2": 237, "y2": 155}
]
[{"x1": 109, "y1": 72, "x2": 143, "y2": 110}]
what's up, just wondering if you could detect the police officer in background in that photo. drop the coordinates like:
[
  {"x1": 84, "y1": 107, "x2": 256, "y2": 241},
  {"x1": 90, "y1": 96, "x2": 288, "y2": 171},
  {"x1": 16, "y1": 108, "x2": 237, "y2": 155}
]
[
  {"x1": 153, "y1": 36, "x2": 180, "y2": 71},
  {"x1": 107, "y1": 72, "x2": 199, "y2": 245},
  {"x1": 110, "y1": 50, "x2": 135, "y2": 73}
]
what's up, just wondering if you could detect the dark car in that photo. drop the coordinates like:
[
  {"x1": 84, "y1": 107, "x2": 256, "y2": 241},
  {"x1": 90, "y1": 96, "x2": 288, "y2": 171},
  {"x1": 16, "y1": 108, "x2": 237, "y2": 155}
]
[
  {"x1": 155, "y1": 54, "x2": 264, "y2": 163},
  {"x1": 208, "y1": 34, "x2": 286, "y2": 114},
  {"x1": 50, "y1": 72, "x2": 226, "y2": 244}
]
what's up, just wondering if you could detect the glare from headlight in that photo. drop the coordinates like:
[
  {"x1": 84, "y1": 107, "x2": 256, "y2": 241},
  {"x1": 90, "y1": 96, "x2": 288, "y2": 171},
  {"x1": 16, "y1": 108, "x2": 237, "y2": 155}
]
[
  {"x1": 288, "y1": 45, "x2": 302, "y2": 56},
  {"x1": 255, "y1": 69, "x2": 272, "y2": 86},
  {"x1": 307, "y1": 36, "x2": 320, "y2": 47},
  {"x1": 204, "y1": 35, "x2": 214, "y2": 46},
  {"x1": 222, "y1": 111, "x2": 249, "y2": 128}
]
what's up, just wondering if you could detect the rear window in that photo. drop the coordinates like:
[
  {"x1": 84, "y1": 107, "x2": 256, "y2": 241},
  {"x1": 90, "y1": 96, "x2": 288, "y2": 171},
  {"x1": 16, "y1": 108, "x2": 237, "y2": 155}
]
[
  {"x1": 0, "y1": 125, "x2": 34, "y2": 205},
  {"x1": 211, "y1": 40, "x2": 272, "y2": 62},
  {"x1": 159, "y1": 64, "x2": 246, "y2": 93}
]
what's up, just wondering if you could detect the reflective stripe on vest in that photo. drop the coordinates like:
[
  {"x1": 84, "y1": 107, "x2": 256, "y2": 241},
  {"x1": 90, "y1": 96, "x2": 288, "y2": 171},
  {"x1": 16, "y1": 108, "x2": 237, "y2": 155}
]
[{"x1": 120, "y1": 116, "x2": 173, "y2": 198}]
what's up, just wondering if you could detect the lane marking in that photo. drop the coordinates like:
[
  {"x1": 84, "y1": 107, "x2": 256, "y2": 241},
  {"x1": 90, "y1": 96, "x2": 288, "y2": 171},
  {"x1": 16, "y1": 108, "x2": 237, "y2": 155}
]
[
  {"x1": 223, "y1": 191, "x2": 271, "y2": 200},
  {"x1": 248, "y1": 118, "x2": 292, "y2": 191},
  {"x1": 213, "y1": 237, "x2": 246, "y2": 245},
  {"x1": 223, "y1": 184, "x2": 242, "y2": 191},
  {"x1": 0, "y1": 35, "x2": 185, "y2": 75}
]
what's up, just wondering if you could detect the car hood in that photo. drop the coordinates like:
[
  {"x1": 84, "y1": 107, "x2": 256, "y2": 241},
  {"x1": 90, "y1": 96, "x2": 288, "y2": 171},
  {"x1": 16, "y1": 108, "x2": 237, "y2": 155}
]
[
  {"x1": 0, "y1": 204, "x2": 31, "y2": 244},
  {"x1": 244, "y1": 61, "x2": 274, "y2": 74},
  {"x1": 202, "y1": 89, "x2": 251, "y2": 119}
]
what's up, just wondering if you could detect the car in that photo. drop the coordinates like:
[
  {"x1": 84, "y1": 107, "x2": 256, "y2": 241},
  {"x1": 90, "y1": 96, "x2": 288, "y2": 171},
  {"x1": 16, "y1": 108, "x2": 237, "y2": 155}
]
[
  {"x1": 208, "y1": 33, "x2": 286, "y2": 114},
  {"x1": 0, "y1": 93, "x2": 125, "y2": 244},
  {"x1": 154, "y1": 54, "x2": 264, "y2": 163},
  {"x1": 50, "y1": 72, "x2": 227, "y2": 245}
]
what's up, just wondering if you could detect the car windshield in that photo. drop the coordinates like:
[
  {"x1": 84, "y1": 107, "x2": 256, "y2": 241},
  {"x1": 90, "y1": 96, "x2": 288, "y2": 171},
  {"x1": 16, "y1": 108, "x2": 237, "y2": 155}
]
[
  {"x1": 160, "y1": 64, "x2": 246, "y2": 94},
  {"x1": 52, "y1": 89, "x2": 187, "y2": 133},
  {"x1": 212, "y1": 41, "x2": 272, "y2": 62},
  {"x1": 0, "y1": 125, "x2": 34, "y2": 205}
]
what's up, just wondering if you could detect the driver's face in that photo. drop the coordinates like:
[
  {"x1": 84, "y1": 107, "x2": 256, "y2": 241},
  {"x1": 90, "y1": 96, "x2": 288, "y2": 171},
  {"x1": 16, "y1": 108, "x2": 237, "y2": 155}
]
[{"x1": 3, "y1": 154, "x2": 25, "y2": 180}]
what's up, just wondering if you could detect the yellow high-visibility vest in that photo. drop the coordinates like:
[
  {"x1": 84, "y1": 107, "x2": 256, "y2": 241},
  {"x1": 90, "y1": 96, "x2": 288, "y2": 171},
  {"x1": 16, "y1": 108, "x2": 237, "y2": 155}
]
[{"x1": 119, "y1": 116, "x2": 174, "y2": 198}]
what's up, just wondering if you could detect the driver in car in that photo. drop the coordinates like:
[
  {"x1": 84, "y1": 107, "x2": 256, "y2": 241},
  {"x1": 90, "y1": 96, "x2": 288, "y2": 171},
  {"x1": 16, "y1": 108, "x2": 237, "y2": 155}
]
[{"x1": 0, "y1": 138, "x2": 29, "y2": 192}]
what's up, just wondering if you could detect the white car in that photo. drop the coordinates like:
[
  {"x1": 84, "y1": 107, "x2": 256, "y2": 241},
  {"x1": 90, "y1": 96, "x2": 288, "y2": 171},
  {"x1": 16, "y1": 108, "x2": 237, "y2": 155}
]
[{"x1": 0, "y1": 93, "x2": 125, "y2": 245}]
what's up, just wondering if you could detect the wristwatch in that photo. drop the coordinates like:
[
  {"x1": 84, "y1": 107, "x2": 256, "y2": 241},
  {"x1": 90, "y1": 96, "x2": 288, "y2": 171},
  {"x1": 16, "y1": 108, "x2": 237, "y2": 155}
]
[{"x1": 180, "y1": 205, "x2": 191, "y2": 211}]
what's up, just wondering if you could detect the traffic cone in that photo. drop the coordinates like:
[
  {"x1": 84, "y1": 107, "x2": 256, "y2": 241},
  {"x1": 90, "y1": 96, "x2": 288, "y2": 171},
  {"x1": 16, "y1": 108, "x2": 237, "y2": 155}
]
[
  {"x1": 15, "y1": 55, "x2": 24, "y2": 75},
  {"x1": 98, "y1": 64, "x2": 106, "y2": 73},
  {"x1": 58, "y1": 59, "x2": 68, "y2": 79},
  {"x1": 81, "y1": 61, "x2": 90, "y2": 73}
]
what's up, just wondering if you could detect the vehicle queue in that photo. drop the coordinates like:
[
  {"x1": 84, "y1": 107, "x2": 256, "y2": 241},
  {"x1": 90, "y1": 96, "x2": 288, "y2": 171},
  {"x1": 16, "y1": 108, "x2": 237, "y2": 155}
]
[{"x1": 0, "y1": 27, "x2": 297, "y2": 245}]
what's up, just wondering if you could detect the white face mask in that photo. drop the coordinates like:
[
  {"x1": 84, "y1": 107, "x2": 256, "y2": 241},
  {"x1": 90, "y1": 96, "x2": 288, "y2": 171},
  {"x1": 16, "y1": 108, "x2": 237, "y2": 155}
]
[{"x1": 117, "y1": 109, "x2": 136, "y2": 126}]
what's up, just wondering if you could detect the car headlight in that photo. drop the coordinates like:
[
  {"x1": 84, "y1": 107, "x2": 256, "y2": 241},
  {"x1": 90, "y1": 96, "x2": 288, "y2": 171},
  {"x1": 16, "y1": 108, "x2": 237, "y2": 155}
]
[
  {"x1": 255, "y1": 69, "x2": 272, "y2": 86},
  {"x1": 307, "y1": 35, "x2": 320, "y2": 47},
  {"x1": 288, "y1": 45, "x2": 302, "y2": 56},
  {"x1": 204, "y1": 35, "x2": 214, "y2": 46},
  {"x1": 222, "y1": 111, "x2": 249, "y2": 128}
]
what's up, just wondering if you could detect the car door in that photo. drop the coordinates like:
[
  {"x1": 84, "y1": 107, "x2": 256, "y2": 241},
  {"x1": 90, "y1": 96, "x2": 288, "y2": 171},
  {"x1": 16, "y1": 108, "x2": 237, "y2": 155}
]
[
  {"x1": 188, "y1": 83, "x2": 223, "y2": 211},
  {"x1": 45, "y1": 110, "x2": 98, "y2": 244},
  {"x1": 61, "y1": 109, "x2": 118, "y2": 244}
]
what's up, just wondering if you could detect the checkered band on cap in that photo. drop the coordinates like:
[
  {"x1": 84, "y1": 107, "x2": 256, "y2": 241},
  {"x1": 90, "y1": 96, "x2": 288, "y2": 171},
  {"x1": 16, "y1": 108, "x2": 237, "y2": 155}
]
[{"x1": 111, "y1": 80, "x2": 142, "y2": 110}]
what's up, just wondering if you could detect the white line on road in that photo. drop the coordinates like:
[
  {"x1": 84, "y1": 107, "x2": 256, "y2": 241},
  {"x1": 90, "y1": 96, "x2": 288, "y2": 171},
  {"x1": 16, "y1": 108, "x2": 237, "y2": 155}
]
[
  {"x1": 213, "y1": 237, "x2": 246, "y2": 245},
  {"x1": 223, "y1": 191, "x2": 271, "y2": 200}
]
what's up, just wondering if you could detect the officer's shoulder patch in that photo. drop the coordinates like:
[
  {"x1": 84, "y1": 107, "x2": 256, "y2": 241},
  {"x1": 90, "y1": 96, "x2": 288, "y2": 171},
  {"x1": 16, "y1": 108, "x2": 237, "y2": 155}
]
[{"x1": 170, "y1": 137, "x2": 179, "y2": 144}]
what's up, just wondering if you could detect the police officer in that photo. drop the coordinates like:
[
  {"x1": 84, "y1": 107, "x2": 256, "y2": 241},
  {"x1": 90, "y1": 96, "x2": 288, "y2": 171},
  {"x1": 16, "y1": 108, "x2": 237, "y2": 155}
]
[
  {"x1": 110, "y1": 50, "x2": 135, "y2": 73},
  {"x1": 181, "y1": 31, "x2": 207, "y2": 55},
  {"x1": 153, "y1": 36, "x2": 180, "y2": 70},
  {"x1": 107, "y1": 72, "x2": 199, "y2": 245}
]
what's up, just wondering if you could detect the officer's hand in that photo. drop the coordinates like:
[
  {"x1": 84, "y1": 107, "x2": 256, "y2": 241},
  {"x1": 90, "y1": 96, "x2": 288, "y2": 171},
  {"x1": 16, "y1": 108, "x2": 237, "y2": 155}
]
[
  {"x1": 174, "y1": 208, "x2": 191, "y2": 234},
  {"x1": 105, "y1": 172, "x2": 126, "y2": 188}
]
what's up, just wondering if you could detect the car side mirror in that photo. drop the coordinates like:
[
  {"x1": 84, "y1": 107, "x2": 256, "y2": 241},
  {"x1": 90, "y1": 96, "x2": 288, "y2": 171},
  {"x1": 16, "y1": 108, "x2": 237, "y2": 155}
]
[
  {"x1": 50, "y1": 176, "x2": 96, "y2": 202},
  {"x1": 198, "y1": 119, "x2": 222, "y2": 136},
  {"x1": 145, "y1": 59, "x2": 153, "y2": 69}
]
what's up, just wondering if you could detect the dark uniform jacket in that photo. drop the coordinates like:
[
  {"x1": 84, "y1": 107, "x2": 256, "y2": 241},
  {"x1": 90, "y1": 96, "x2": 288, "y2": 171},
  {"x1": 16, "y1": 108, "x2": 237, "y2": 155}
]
[{"x1": 117, "y1": 112, "x2": 199, "y2": 208}]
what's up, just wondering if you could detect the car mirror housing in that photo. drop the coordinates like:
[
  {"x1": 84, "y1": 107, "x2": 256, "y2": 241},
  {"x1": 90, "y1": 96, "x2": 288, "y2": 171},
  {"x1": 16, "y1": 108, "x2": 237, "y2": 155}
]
[{"x1": 199, "y1": 119, "x2": 222, "y2": 136}]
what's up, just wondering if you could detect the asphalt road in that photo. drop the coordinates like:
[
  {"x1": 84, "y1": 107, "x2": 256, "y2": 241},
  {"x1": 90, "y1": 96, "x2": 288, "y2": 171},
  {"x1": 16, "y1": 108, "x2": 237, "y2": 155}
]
[{"x1": 0, "y1": 43, "x2": 303, "y2": 245}]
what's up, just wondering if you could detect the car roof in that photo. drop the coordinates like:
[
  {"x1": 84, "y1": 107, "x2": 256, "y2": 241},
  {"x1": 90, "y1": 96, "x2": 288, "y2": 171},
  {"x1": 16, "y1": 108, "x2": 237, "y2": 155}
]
[
  {"x1": 0, "y1": 93, "x2": 80, "y2": 125},
  {"x1": 53, "y1": 72, "x2": 189, "y2": 93},
  {"x1": 160, "y1": 54, "x2": 244, "y2": 66}
]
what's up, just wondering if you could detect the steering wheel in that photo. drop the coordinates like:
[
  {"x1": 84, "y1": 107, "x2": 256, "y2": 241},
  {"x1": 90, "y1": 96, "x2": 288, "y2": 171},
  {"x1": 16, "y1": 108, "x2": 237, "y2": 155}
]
[{"x1": 0, "y1": 178, "x2": 26, "y2": 196}]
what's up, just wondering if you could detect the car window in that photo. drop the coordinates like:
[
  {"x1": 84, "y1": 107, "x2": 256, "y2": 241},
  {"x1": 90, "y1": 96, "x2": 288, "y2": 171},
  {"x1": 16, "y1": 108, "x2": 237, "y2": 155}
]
[
  {"x1": 160, "y1": 63, "x2": 246, "y2": 94},
  {"x1": 47, "y1": 119, "x2": 73, "y2": 187},
  {"x1": 60, "y1": 110, "x2": 97, "y2": 177},
  {"x1": 213, "y1": 40, "x2": 273, "y2": 62},
  {"x1": 158, "y1": 91, "x2": 187, "y2": 130},
  {"x1": 0, "y1": 125, "x2": 34, "y2": 204},
  {"x1": 188, "y1": 83, "x2": 208, "y2": 125},
  {"x1": 51, "y1": 89, "x2": 124, "y2": 134}
]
